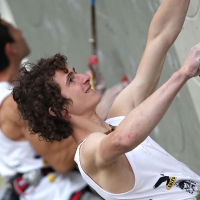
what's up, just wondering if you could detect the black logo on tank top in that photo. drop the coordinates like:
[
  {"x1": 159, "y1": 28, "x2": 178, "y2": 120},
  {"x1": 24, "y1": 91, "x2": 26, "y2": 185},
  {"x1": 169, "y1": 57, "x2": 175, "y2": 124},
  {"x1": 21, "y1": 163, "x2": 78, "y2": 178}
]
[
  {"x1": 153, "y1": 174, "x2": 176, "y2": 190},
  {"x1": 153, "y1": 174, "x2": 200, "y2": 195},
  {"x1": 175, "y1": 180, "x2": 199, "y2": 194}
]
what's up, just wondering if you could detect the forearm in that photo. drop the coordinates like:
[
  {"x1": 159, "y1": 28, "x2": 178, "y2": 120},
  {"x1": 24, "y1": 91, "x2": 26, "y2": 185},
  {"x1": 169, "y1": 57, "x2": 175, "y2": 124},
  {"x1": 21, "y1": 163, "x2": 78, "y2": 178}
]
[
  {"x1": 116, "y1": 71, "x2": 188, "y2": 151},
  {"x1": 131, "y1": 0, "x2": 190, "y2": 107},
  {"x1": 149, "y1": 0, "x2": 190, "y2": 43},
  {"x1": 103, "y1": 42, "x2": 200, "y2": 164},
  {"x1": 146, "y1": 0, "x2": 191, "y2": 86}
]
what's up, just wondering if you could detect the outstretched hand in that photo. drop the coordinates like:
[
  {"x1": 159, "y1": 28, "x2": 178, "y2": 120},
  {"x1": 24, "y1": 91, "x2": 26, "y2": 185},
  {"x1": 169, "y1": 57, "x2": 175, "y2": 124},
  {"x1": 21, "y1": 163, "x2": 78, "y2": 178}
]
[{"x1": 179, "y1": 43, "x2": 200, "y2": 78}]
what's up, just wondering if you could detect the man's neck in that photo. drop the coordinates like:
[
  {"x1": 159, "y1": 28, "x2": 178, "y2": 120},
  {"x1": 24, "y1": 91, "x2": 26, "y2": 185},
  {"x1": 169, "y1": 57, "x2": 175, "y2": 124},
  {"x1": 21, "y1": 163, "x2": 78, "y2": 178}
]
[
  {"x1": 72, "y1": 113, "x2": 112, "y2": 145},
  {"x1": 0, "y1": 61, "x2": 20, "y2": 82}
]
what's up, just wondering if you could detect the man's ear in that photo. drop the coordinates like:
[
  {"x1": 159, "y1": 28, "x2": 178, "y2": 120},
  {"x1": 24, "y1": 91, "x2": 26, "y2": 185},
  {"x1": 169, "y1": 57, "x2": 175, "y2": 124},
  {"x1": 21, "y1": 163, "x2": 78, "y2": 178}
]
[
  {"x1": 5, "y1": 43, "x2": 17, "y2": 56},
  {"x1": 49, "y1": 107, "x2": 71, "y2": 118},
  {"x1": 49, "y1": 107, "x2": 56, "y2": 117}
]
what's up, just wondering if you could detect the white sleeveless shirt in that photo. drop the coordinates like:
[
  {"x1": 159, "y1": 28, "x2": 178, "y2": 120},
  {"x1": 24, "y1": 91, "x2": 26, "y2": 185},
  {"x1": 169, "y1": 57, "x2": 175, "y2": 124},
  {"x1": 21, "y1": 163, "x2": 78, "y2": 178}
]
[
  {"x1": 74, "y1": 116, "x2": 200, "y2": 200},
  {"x1": 0, "y1": 82, "x2": 87, "y2": 200}
]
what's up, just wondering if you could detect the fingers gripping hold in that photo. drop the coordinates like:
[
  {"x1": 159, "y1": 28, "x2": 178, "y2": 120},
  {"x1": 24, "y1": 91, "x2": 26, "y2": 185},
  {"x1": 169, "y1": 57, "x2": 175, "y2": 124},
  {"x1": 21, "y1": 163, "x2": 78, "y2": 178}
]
[{"x1": 181, "y1": 43, "x2": 200, "y2": 78}]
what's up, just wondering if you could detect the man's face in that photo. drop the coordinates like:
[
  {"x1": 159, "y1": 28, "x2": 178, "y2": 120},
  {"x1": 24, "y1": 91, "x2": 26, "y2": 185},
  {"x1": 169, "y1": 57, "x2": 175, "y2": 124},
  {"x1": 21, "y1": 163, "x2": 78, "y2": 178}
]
[
  {"x1": 53, "y1": 67, "x2": 101, "y2": 117},
  {"x1": 1, "y1": 20, "x2": 30, "y2": 59}
]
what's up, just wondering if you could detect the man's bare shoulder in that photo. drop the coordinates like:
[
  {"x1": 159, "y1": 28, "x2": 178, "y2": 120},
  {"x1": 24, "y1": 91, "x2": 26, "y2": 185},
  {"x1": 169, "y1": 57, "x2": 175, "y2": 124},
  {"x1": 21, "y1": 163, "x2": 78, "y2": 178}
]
[
  {"x1": 1, "y1": 94, "x2": 15, "y2": 108},
  {"x1": 80, "y1": 132, "x2": 136, "y2": 193},
  {"x1": 0, "y1": 94, "x2": 26, "y2": 140},
  {"x1": 80, "y1": 132, "x2": 106, "y2": 174},
  {"x1": 0, "y1": 94, "x2": 20, "y2": 122},
  {"x1": 81, "y1": 132, "x2": 106, "y2": 161}
]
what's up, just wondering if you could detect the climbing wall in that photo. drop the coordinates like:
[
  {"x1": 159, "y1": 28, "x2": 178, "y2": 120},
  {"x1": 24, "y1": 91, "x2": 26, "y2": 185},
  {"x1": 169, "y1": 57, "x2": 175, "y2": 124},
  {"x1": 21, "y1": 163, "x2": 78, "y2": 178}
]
[{"x1": 1, "y1": 0, "x2": 200, "y2": 177}]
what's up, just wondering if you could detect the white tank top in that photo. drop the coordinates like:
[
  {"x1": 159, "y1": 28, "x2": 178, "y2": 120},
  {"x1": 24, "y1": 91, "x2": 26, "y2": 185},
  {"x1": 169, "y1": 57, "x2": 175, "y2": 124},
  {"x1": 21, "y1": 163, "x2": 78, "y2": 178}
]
[
  {"x1": 74, "y1": 116, "x2": 200, "y2": 200},
  {"x1": 0, "y1": 82, "x2": 87, "y2": 200}
]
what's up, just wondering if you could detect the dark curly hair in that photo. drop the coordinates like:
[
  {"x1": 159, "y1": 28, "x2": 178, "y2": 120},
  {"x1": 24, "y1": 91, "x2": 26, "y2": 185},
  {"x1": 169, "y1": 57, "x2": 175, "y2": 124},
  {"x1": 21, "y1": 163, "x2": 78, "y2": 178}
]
[{"x1": 13, "y1": 54, "x2": 73, "y2": 142}]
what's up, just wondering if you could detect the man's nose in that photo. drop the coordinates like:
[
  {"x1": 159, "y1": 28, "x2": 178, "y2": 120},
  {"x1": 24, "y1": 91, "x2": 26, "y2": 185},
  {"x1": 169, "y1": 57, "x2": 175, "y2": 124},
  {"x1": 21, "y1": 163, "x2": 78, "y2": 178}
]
[{"x1": 77, "y1": 73, "x2": 90, "y2": 84}]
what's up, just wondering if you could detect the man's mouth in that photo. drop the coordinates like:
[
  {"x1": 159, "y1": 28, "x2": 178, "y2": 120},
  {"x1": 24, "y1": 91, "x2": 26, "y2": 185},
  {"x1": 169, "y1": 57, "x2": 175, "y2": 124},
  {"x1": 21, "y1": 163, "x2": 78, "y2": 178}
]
[{"x1": 86, "y1": 88, "x2": 93, "y2": 93}]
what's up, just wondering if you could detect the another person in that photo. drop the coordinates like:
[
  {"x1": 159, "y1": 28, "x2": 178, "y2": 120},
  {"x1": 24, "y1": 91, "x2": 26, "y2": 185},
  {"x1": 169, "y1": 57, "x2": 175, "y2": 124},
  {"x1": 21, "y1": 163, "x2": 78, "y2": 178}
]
[
  {"x1": 0, "y1": 19, "x2": 103, "y2": 200},
  {"x1": 13, "y1": 0, "x2": 200, "y2": 199}
]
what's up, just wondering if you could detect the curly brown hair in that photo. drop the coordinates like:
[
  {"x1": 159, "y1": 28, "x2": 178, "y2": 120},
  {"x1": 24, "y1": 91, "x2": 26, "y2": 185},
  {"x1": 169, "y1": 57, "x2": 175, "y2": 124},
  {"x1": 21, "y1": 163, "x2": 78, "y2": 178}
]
[{"x1": 13, "y1": 54, "x2": 73, "y2": 142}]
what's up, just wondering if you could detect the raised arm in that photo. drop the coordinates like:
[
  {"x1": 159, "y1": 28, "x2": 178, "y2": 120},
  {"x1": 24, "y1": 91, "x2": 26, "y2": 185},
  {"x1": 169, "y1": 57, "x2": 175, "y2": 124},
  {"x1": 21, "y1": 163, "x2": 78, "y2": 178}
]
[
  {"x1": 84, "y1": 43, "x2": 200, "y2": 167},
  {"x1": 108, "y1": 0, "x2": 190, "y2": 118}
]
